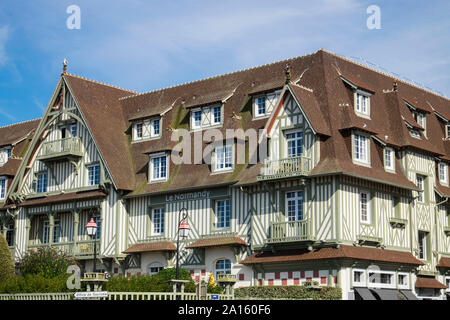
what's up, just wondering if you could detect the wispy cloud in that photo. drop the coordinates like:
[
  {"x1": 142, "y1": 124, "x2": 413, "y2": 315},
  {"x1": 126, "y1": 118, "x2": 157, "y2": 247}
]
[
  {"x1": 0, "y1": 25, "x2": 9, "y2": 66},
  {"x1": 0, "y1": 106, "x2": 16, "y2": 121}
]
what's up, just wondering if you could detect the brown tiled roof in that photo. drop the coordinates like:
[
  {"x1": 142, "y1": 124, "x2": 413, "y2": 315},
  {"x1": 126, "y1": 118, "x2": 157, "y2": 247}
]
[
  {"x1": 436, "y1": 257, "x2": 450, "y2": 269},
  {"x1": 122, "y1": 241, "x2": 176, "y2": 253},
  {"x1": 18, "y1": 190, "x2": 107, "y2": 207},
  {"x1": 0, "y1": 119, "x2": 40, "y2": 148},
  {"x1": 240, "y1": 245, "x2": 424, "y2": 266},
  {"x1": 415, "y1": 276, "x2": 447, "y2": 289},
  {"x1": 64, "y1": 74, "x2": 137, "y2": 191},
  {"x1": 0, "y1": 158, "x2": 22, "y2": 176},
  {"x1": 183, "y1": 88, "x2": 236, "y2": 109},
  {"x1": 186, "y1": 237, "x2": 248, "y2": 249},
  {"x1": 339, "y1": 74, "x2": 376, "y2": 94}
]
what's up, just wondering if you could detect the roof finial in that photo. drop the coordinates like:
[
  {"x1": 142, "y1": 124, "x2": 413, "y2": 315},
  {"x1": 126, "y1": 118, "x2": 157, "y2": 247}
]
[
  {"x1": 393, "y1": 79, "x2": 398, "y2": 92},
  {"x1": 62, "y1": 58, "x2": 68, "y2": 75},
  {"x1": 285, "y1": 64, "x2": 291, "y2": 84}
]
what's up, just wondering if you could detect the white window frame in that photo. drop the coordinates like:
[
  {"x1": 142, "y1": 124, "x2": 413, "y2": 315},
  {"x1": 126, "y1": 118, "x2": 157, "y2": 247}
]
[
  {"x1": 215, "y1": 199, "x2": 231, "y2": 229},
  {"x1": 285, "y1": 190, "x2": 304, "y2": 222},
  {"x1": 409, "y1": 128, "x2": 421, "y2": 139},
  {"x1": 70, "y1": 124, "x2": 77, "y2": 137},
  {"x1": 191, "y1": 109, "x2": 202, "y2": 130},
  {"x1": 215, "y1": 259, "x2": 232, "y2": 279},
  {"x1": 352, "y1": 268, "x2": 366, "y2": 287},
  {"x1": 254, "y1": 95, "x2": 267, "y2": 118},
  {"x1": 151, "y1": 208, "x2": 165, "y2": 235},
  {"x1": 53, "y1": 219, "x2": 61, "y2": 243},
  {"x1": 133, "y1": 121, "x2": 144, "y2": 141},
  {"x1": 87, "y1": 164, "x2": 101, "y2": 186},
  {"x1": 367, "y1": 270, "x2": 396, "y2": 289},
  {"x1": 397, "y1": 272, "x2": 409, "y2": 289},
  {"x1": 384, "y1": 147, "x2": 395, "y2": 172},
  {"x1": 439, "y1": 162, "x2": 448, "y2": 185},
  {"x1": 413, "y1": 111, "x2": 426, "y2": 132},
  {"x1": 36, "y1": 172, "x2": 48, "y2": 194},
  {"x1": 285, "y1": 129, "x2": 303, "y2": 158},
  {"x1": 0, "y1": 177, "x2": 7, "y2": 200},
  {"x1": 149, "y1": 153, "x2": 168, "y2": 182},
  {"x1": 151, "y1": 118, "x2": 160, "y2": 137},
  {"x1": 360, "y1": 191, "x2": 371, "y2": 224},
  {"x1": 148, "y1": 262, "x2": 164, "y2": 276},
  {"x1": 446, "y1": 125, "x2": 450, "y2": 140},
  {"x1": 214, "y1": 144, "x2": 233, "y2": 172},
  {"x1": 354, "y1": 90, "x2": 371, "y2": 118},
  {"x1": 418, "y1": 231, "x2": 428, "y2": 260},
  {"x1": 416, "y1": 174, "x2": 425, "y2": 203},
  {"x1": 353, "y1": 133, "x2": 369, "y2": 165},
  {"x1": 211, "y1": 105, "x2": 222, "y2": 125}
]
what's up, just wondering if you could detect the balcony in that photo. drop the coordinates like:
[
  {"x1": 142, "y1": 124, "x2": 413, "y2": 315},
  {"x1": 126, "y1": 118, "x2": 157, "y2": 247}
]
[
  {"x1": 266, "y1": 220, "x2": 314, "y2": 244},
  {"x1": 36, "y1": 137, "x2": 83, "y2": 163},
  {"x1": 28, "y1": 240, "x2": 98, "y2": 259},
  {"x1": 257, "y1": 156, "x2": 312, "y2": 181}
]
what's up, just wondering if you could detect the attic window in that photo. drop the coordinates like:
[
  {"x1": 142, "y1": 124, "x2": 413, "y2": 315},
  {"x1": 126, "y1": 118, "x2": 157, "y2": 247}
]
[
  {"x1": 190, "y1": 103, "x2": 222, "y2": 131},
  {"x1": 354, "y1": 90, "x2": 371, "y2": 118},
  {"x1": 132, "y1": 117, "x2": 162, "y2": 142},
  {"x1": 412, "y1": 111, "x2": 426, "y2": 136},
  {"x1": 446, "y1": 125, "x2": 450, "y2": 139},
  {"x1": 409, "y1": 128, "x2": 421, "y2": 139},
  {"x1": 252, "y1": 90, "x2": 281, "y2": 119}
]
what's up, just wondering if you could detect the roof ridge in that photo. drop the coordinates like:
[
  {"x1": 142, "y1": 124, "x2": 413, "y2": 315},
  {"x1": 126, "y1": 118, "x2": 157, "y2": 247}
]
[
  {"x1": 64, "y1": 73, "x2": 139, "y2": 95},
  {"x1": 0, "y1": 118, "x2": 41, "y2": 130},
  {"x1": 319, "y1": 49, "x2": 450, "y2": 102},
  {"x1": 119, "y1": 50, "x2": 319, "y2": 101}
]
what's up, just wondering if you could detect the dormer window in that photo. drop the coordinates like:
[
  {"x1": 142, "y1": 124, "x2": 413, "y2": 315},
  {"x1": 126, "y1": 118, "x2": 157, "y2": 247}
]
[
  {"x1": 409, "y1": 128, "x2": 421, "y2": 139},
  {"x1": 384, "y1": 147, "x2": 395, "y2": 172},
  {"x1": 353, "y1": 133, "x2": 370, "y2": 166},
  {"x1": 413, "y1": 111, "x2": 426, "y2": 136},
  {"x1": 132, "y1": 117, "x2": 162, "y2": 141},
  {"x1": 446, "y1": 125, "x2": 450, "y2": 140},
  {"x1": 190, "y1": 104, "x2": 222, "y2": 130},
  {"x1": 214, "y1": 144, "x2": 233, "y2": 173},
  {"x1": 149, "y1": 152, "x2": 168, "y2": 182},
  {"x1": 439, "y1": 162, "x2": 448, "y2": 185},
  {"x1": 252, "y1": 90, "x2": 281, "y2": 119},
  {"x1": 354, "y1": 90, "x2": 371, "y2": 117}
]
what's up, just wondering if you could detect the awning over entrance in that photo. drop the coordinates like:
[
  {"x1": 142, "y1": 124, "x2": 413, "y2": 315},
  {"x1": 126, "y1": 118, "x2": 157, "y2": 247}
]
[
  {"x1": 400, "y1": 290, "x2": 418, "y2": 300},
  {"x1": 186, "y1": 237, "x2": 248, "y2": 249},
  {"x1": 354, "y1": 287, "x2": 377, "y2": 300},
  {"x1": 415, "y1": 276, "x2": 447, "y2": 289},
  {"x1": 122, "y1": 241, "x2": 177, "y2": 254}
]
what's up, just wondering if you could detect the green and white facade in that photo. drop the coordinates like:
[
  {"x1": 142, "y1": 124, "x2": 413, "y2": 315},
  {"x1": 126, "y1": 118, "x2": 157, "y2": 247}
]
[{"x1": 1, "y1": 49, "x2": 450, "y2": 300}]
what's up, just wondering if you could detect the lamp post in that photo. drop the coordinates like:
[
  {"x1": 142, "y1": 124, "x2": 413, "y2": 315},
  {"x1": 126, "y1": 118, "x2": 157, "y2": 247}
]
[
  {"x1": 175, "y1": 208, "x2": 190, "y2": 281},
  {"x1": 86, "y1": 218, "x2": 98, "y2": 273}
]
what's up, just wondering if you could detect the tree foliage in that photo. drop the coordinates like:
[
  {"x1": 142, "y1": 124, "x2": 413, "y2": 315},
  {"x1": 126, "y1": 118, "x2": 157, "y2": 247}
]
[
  {"x1": 0, "y1": 233, "x2": 15, "y2": 281},
  {"x1": 19, "y1": 246, "x2": 77, "y2": 278}
]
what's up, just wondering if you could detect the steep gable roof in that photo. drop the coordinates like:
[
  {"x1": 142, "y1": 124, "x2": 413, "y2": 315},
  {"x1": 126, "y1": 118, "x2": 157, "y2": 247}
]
[{"x1": 63, "y1": 74, "x2": 138, "y2": 191}]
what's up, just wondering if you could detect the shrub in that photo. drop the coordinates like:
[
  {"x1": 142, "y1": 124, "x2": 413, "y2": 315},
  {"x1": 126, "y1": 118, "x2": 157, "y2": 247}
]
[
  {"x1": 0, "y1": 233, "x2": 15, "y2": 281},
  {"x1": 105, "y1": 268, "x2": 196, "y2": 293},
  {"x1": 19, "y1": 246, "x2": 77, "y2": 278},
  {"x1": 235, "y1": 285, "x2": 342, "y2": 300},
  {"x1": 0, "y1": 274, "x2": 73, "y2": 294}
]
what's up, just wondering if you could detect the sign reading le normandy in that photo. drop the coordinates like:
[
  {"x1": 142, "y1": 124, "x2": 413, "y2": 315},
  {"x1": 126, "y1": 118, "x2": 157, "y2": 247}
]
[{"x1": 165, "y1": 191, "x2": 211, "y2": 202}]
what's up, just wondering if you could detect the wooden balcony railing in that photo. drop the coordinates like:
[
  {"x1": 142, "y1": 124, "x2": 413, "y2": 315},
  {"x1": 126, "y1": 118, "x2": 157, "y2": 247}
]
[
  {"x1": 37, "y1": 137, "x2": 83, "y2": 162},
  {"x1": 258, "y1": 156, "x2": 312, "y2": 181},
  {"x1": 267, "y1": 220, "x2": 314, "y2": 243}
]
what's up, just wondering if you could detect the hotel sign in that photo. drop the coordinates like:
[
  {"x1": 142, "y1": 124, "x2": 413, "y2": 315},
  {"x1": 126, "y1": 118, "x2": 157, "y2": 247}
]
[{"x1": 165, "y1": 191, "x2": 211, "y2": 202}]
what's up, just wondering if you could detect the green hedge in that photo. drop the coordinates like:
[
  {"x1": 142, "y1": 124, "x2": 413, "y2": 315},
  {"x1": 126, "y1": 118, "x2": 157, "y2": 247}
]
[
  {"x1": 0, "y1": 274, "x2": 74, "y2": 294},
  {"x1": 0, "y1": 234, "x2": 15, "y2": 281},
  {"x1": 235, "y1": 285, "x2": 342, "y2": 300}
]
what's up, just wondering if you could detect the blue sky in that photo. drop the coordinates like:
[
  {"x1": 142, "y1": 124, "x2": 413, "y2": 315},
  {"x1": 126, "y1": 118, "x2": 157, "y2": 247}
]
[{"x1": 0, "y1": 0, "x2": 449, "y2": 126}]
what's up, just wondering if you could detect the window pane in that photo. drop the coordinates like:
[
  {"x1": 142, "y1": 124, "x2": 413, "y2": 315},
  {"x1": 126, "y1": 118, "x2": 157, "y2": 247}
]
[
  {"x1": 216, "y1": 200, "x2": 230, "y2": 228},
  {"x1": 286, "y1": 191, "x2": 303, "y2": 221},
  {"x1": 213, "y1": 107, "x2": 221, "y2": 123},
  {"x1": 153, "y1": 119, "x2": 160, "y2": 136}
]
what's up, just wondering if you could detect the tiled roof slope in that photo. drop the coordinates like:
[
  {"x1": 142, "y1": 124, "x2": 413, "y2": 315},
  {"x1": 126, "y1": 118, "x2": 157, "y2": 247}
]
[
  {"x1": 63, "y1": 74, "x2": 137, "y2": 191},
  {"x1": 0, "y1": 119, "x2": 40, "y2": 148},
  {"x1": 3, "y1": 49, "x2": 450, "y2": 196}
]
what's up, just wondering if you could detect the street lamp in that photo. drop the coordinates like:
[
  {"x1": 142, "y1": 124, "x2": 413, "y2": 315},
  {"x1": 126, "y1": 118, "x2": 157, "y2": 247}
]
[
  {"x1": 86, "y1": 218, "x2": 98, "y2": 273},
  {"x1": 175, "y1": 208, "x2": 190, "y2": 280}
]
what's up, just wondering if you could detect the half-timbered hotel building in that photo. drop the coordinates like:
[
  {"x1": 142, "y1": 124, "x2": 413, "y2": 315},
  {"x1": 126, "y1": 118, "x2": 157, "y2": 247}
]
[{"x1": 1, "y1": 49, "x2": 450, "y2": 300}]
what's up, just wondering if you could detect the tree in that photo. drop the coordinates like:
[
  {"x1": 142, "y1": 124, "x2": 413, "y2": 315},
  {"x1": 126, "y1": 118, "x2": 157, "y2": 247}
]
[
  {"x1": 19, "y1": 246, "x2": 77, "y2": 278},
  {"x1": 0, "y1": 233, "x2": 15, "y2": 281}
]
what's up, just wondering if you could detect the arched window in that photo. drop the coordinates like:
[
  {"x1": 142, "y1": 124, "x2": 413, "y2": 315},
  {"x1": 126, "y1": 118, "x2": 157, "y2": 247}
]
[
  {"x1": 148, "y1": 262, "x2": 164, "y2": 276},
  {"x1": 215, "y1": 259, "x2": 231, "y2": 279}
]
